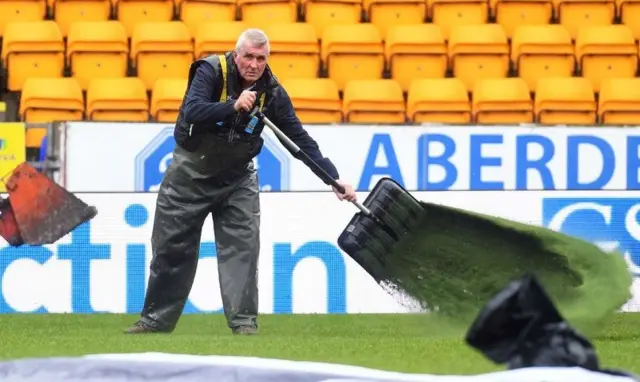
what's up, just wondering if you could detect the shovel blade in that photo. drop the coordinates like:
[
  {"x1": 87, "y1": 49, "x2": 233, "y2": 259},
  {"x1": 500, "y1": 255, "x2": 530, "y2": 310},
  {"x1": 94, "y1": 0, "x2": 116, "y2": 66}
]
[
  {"x1": 0, "y1": 162, "x2": 98, "y2": 246},
  {"x1": 337, "y1": 177, "x2": 426, "y2": 281}
]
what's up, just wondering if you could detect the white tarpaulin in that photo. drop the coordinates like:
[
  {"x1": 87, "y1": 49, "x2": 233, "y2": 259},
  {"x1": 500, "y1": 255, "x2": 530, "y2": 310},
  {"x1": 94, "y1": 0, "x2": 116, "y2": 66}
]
[{"x1": 0, "y1": 353, "x2": 636, "y2": 382}]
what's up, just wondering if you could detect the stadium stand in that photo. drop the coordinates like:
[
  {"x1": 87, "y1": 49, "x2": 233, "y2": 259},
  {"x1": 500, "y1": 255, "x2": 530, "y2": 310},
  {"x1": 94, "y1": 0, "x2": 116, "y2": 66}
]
[{"x1": 0, "y1": 0, "x2": 639, "y2": 131}]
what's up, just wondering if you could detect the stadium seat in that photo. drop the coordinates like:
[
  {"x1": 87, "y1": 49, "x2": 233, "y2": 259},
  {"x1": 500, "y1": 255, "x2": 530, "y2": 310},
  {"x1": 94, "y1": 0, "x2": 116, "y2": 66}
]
[
  {"x1": 618, "y1": 0, "x2": 640, "y2": 39},
  {"x1": 117, "y1": 0, "x2": 174, "y2": 37},
  {"x1": 262, "y1": 23, "x2": 320, "y2": 81},
  {"x1": 490, "y1": 0, "x2": 553, "y2": 38},
  {"x1": 385, "y1": 24, "x2": 448, "y2": 92},
  {"x1": 130, "y1": 21, "x2": 193, "y2": 90},
  {"x1": 26, "y1": 125, "x2": 47, "y2": 151},
  {"x1": 553, "y1": 0, "x2": 615, "y2": 39},
  {"x1": 407, "y1": 78, "x2": 471, "y2": 123},
  {"x1": 598, "y1": 78, "x2": 640, "y2": 125},
  {"x1": 343, "y1": 79, "x2": 405, "y2": 123},
  {"x1": 179, "y1": 0, "x2": 237, "y2": 37},
  {"x1": 363, "y1": 0, "x2": 427, "y2": 40},
  {"x1": 151, "y1": 78, "x2": 187, "y2": 122},
  {"x1": 534, "y1": 77, "x2": 596, "y2": 124},
  {"x1": 472, "y1": 78, "x2": 533, "y2": 124},
  {"x1": 51, "y1": 0, "x2": 111, "y2": 36},
  {"x1": 511, "y1": 25, "x2": 574, "y2": 91},
  {"x1": 448, "y1": 24, "x2": 509, "y2": 91},
  {"x1": 19, "y1": 77, "x2": 84, "y2": 123},
  {"x1": 428, "y1": 0, "x2": 489, "y2": 40},
  {"x1": 301, "y1": 0, "x2": 361, "y2": 38},
  {"x1": 194, "y1": 21, "x2": 248, "y2": 58},
  {"x1": 86, "y1": 77, "x2": 149, "y2": 121},
  {"x1": 66, "y1": 21, "x2": 128, "y2": 90},
  {"x1": 321, "y1": 24, "x2": 385, "y2": 91},
  {"x1": 575, "y1": 25, "x2": 638, "y2": 93},
  {"x1": 1, "y1": 21, "x2": 65, "y2": 91},
  {"x1": 281, "y1": 78, "x2": 343, "y2": 123},
  {"x1": 0, "y1": 0, "x2": 46, "y2": 37},
  {"x1": 238, "y1": 0, "x2": 298, "y2": 30}
]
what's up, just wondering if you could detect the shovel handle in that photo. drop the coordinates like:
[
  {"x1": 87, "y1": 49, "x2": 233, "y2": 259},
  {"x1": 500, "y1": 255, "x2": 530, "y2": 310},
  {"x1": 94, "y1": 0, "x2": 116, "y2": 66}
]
[{"x1": 255, "y1": 111, "x2": 373, "y2": 217}]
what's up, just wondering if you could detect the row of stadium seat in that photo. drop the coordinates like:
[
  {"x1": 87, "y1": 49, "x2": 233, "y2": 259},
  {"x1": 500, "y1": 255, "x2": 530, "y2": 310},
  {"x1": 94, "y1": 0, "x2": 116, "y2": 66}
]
[
  {"x1": 2, "y1": 20, "x2": 640, "y2": 94},
  {"x1": 0, "y1": 0, "x2": 637, "y2": 40},
  {"x1": 18, "y1": 76, "x2": 640, "y2": 133}
]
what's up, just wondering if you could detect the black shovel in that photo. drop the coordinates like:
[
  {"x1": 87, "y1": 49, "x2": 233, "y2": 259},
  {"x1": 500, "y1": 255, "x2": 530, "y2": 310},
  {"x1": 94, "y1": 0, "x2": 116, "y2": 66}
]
[{"x1": 250, "y1": 108, "x2": 428, "y2": 283}]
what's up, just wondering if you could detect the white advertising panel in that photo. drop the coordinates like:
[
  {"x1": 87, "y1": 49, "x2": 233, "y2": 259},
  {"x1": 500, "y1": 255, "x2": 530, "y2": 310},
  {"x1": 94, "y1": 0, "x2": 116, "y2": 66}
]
[
  {"x1": 1, "y1": 191, "x2": 638, "y2": 314},
  {"x1": 61, "y1": 122, "x2": 640, "y2": 192}
]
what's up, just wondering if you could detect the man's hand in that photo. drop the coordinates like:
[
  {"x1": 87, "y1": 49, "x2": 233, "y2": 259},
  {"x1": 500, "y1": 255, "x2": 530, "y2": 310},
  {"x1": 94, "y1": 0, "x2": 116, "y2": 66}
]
[
  {"x1": 234, "y1": 90, "x2": 257, "y2": 112},
  {"x1": 332, "y1": 180, "x2": 357, "y2": 202}
]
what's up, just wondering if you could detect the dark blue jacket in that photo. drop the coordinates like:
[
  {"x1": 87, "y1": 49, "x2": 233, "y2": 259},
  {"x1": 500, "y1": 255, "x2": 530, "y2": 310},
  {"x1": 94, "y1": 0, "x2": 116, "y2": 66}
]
[{"x1": 176, "y1": 53, "x2": 340, "y2": 183}]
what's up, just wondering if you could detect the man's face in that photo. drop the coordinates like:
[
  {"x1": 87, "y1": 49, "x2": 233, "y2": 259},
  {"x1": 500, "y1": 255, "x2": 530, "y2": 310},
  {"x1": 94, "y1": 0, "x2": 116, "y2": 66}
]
[{"x1": 233, "y1": 42, "x2": 268, "y2": 84}]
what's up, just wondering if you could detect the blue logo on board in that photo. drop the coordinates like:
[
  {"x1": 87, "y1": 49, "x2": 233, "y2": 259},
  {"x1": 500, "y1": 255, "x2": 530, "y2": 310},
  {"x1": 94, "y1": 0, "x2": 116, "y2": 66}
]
[{"x1": 134, "y1": 128, "x2": 291, "y2": 192}]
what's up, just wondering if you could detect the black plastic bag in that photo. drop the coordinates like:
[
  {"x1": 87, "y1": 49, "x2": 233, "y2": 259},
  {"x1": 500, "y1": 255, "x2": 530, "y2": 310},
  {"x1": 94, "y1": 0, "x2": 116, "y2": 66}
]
[{"x1": 464, "y1": 273, "x2": 599, "y2": 370}]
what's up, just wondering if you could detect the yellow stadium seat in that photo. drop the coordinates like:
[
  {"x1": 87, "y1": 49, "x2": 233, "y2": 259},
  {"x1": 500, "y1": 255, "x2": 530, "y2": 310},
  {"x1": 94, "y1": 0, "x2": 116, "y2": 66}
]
[
  {"x1": 0, "y1": 0, "x2": 46, "y2": 37},
  {"x1": 511, "y1": 25, "x2": 574, "y2": 91},
  {"x1": 238, "y1": 0, "x2": 297, "y2": 30},
  {"x1": 301, "y1": 0, "x2": 361, "y2": 38},
  {"x1": 67, "y1": 21, "x2": 128, "y2": 90},
  {"x1": 385, "y1": 24, "x2": 447, "y2": 92},
  {"x1": 117, "y1": 0, "x2": 174, "y2": 37},
  {"x1": 553, "y1": 0, "x2": 615, "y2": 39},
  {"x1": 363, "y1": 0, "x2": 427, "y2": 40},
  {"x1": 535, "y1": 77, "x2": 596, "y2": 124},
  {"x1": 19, "y1": 77, "x2": 84, "y2": 123},
  {"x1": 598, "y1": 77, "x2": 640, "y2": 125},
  {"x1": 575, "y1": 25, "x2": 638, "y2": 93},
  {"x1": 1, "y1": 21, "x2": 65, "y2": 91},
  {"x1": 321, "y1": 24, "x2": 385, "y2": 91},
  {"x1": 618, "y1": 0, "x2": 640, "y2": 39},
  {"x1": 180, "y1": 0, "x2": 237, "y2": 37},
  {"x1": 407, "y1": 78, "x2": 471, "y2": 123},
  {"x1": 194, "y1": 21, "x2": 248, "y2": 58},
  {"x1": 51, "y1": 0, "x2": 111, "y2": 36},
  {"x1": 131, "y1": 21, "x2": 193, "y2": 90},
  {"x1": 86, "y1": 77, "x2": 149, "y2": 121},
  {"x1": 343, "y1": 80, "x2": 405, "y2": 123},
  {"x1": 428, "y1": 0, "x2": 489, "y2": 40},
  {"x1": 448, "y1": 24, "x2": 509, "y2": 91},
  {"x1": 472, "y1": 78, "x2": 533, "y2": 124},
  {"x1": 490, "y1": 0, "x2": 553, "y2": 38},
  {"x1": 151, "y1": 78, "x2": 187, "y2": 122},
  {"x1": 262, "y1": 23, "x2": 320, "y2": 81},
  {"x1": 26, "y1": 126, "x2": 46, "y2": 149},
  {"x1": 281, "y1": 78, "x2": 343, "y2": 123}
]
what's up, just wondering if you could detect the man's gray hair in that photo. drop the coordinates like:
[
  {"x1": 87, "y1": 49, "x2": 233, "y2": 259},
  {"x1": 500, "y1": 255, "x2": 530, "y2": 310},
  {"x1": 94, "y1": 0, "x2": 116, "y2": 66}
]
[{"x1": 235, "y1": 28, "x2": 270, "y2": 55}]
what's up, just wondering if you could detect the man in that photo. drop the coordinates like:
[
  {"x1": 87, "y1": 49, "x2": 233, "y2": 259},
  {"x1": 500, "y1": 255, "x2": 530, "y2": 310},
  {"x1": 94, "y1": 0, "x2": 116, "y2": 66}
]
[{"x1": 125, "y1": 29, "x2": 357, "y2": 335}]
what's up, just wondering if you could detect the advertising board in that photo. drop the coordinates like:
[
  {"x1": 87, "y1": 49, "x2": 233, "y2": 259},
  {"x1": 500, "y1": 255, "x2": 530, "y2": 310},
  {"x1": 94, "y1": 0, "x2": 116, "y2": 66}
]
[
  {"x1": 61, "y1": 122, "x2": 640, "y2": 192},
  {"x1": 1, "y1": 191, "x2": 638, "y2": 314},
  {"x1": 0, "y1": 123, "x2": 26, "y2": 193}
]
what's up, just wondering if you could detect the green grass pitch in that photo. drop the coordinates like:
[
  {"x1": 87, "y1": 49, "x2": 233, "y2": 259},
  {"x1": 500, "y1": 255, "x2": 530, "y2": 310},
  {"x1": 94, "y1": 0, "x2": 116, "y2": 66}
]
[{"x1": 1, "y1": 313, "x2": 639, "y2": 375}]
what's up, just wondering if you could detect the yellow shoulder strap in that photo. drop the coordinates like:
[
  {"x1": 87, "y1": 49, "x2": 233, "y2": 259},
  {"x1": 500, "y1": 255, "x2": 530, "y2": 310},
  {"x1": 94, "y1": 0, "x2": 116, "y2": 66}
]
[{"x1": 218, "y1": 54, "x2": 227, "y2": 102}]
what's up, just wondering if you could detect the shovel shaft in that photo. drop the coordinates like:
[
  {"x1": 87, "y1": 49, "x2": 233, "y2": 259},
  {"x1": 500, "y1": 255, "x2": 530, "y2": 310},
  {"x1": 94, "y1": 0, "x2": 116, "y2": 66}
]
[{"x1": 257, "y1": 112, "x2": 374, "y2": 218}]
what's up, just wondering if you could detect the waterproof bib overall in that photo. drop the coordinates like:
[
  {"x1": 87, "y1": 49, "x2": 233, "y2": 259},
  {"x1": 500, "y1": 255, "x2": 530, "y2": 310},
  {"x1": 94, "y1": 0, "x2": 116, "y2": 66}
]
[{"x1": 139, "y1": 53, "x2": 264, "y2": 332}]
